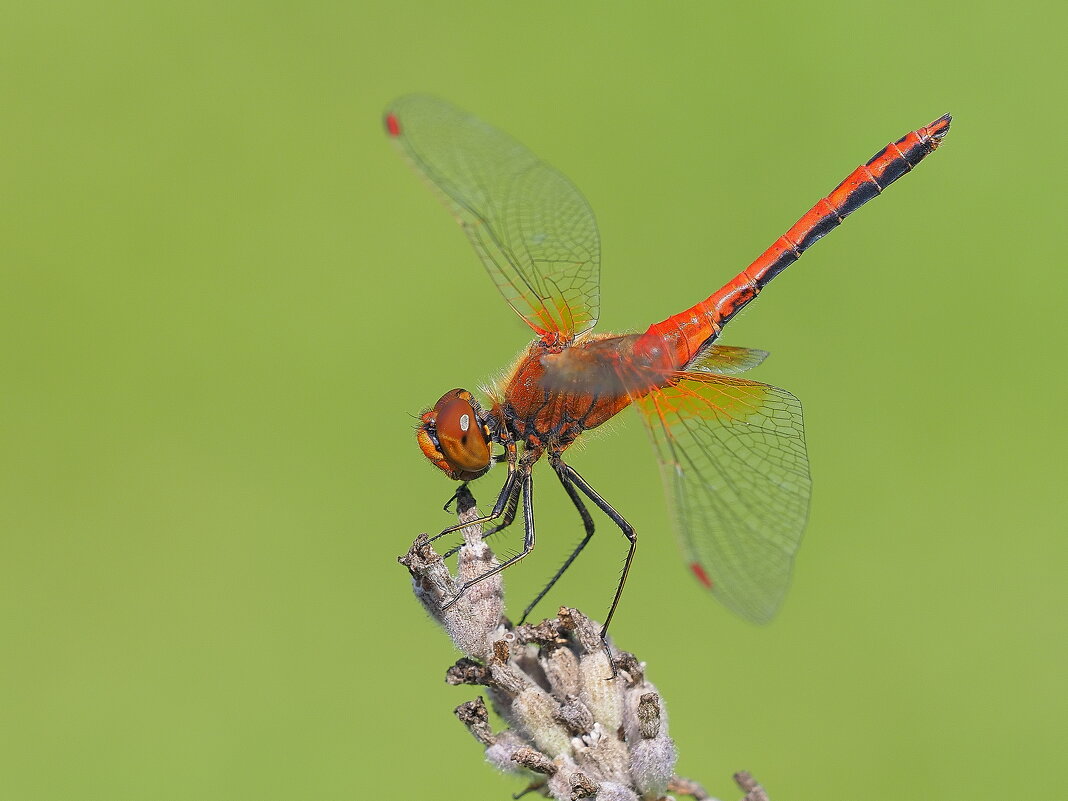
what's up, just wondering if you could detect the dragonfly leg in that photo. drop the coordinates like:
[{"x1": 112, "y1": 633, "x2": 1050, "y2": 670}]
[
  {"x1": 551, "y1": 457, "x2": 636, "y2": 640},
  {"x1": 443, "y1": 478, "x2": 522, "y2": 558},
  {"x1": 441, "y1": 482, "x2": 469, "y2": 513},
  {"x1": 517, "y1": 464, "x2": 597, "y2": 624},
  {"x1": 442, "y1": 468, "x2": 536, "y2": 611},
  {"x1": 430, "y1": 444, "x2": 518, "y2": 542}
]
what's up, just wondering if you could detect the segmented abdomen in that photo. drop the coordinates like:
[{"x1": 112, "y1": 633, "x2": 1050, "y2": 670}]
[{"x1": 639, "y1": 114, "x2": 951, "y2": 368}]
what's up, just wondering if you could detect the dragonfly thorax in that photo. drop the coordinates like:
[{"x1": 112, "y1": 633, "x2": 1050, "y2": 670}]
[{"x1": 416, "y1": 388, "x2": 493, "y2": 481}]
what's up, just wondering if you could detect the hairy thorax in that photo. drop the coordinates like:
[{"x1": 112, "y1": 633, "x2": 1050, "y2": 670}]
[{"x1": 491, "y1": 333, "x2": 675, "y2": 453}]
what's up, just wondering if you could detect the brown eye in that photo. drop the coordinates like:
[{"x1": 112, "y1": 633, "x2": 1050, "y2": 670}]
[
  {"x1": 436, "y1": 391, "x2": 490, "y2": 473},
  {"x1": 416, "y1": 388, "x2": 491, "y2": 481}
]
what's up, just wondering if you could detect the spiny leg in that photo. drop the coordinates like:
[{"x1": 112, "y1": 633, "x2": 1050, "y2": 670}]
[
  {"x1": 518, "y1": 463, "x2": 597, "y2": 624},
  {"x1": 444, "y1": 477, "x2": 522, "y2": 559},
  {"x1": 442, "y1": 468, "x2": 536, "y2": 611},
  {"x1": 441, "y1": 482, "x2": 468, "y2": 513},
  {"x1": 551, "y1": 457, "x2": 637, "y2": 640},
  {"x1": 431, "y1": 444, "x2": 518, "y2": 543}
]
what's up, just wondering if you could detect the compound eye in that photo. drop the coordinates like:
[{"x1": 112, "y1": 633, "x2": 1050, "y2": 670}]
[{"x1": 434, "y1": 390, "x2": 491, "y2": 475}]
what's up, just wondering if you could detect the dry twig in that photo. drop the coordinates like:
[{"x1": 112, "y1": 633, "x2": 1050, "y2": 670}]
[{"x1": 398, "y1": 486, "x2": 770, "y2": 801}]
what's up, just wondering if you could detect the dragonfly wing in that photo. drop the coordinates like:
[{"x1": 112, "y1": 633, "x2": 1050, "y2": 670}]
[
  {"x1": 690, "y1": 344, "x2": 770, "y2": 375},
  {"x1": 385, "y1": 95, "x2": 600, "y2": 339},
  {"x1": 637, "y1": 372, "x2": 811, "y2": 623}
]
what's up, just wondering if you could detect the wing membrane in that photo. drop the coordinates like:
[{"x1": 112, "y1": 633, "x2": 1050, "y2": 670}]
[
  {"x1": 386, "y1": 95, "x2": 600, "y2": 339},
  {"x1": 638, "y1": 372, "x2": 811, "y2": 623},
  {"x1": 691, "y1": 345, "x2": 770, "y2": 375}
]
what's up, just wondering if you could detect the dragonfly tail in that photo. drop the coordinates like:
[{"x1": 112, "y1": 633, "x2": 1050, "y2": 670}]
[{"x1": 641, "y1": 114, "x2": 951, "y2": 368}]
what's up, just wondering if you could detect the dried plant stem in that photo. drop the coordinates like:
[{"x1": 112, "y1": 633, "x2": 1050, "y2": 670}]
[{"x1": 399, "y1": 485, "x2": 772, "y2": 801}]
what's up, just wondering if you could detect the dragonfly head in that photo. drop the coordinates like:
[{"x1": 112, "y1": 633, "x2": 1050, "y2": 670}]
[{"x1": 417, "y1": 388, "x2": 492, "y2": 481}]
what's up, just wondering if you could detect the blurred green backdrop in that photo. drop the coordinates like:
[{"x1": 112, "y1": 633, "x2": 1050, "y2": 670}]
[{"x1": 2, "y1": 2, "x2": 1065, "y2": 800}]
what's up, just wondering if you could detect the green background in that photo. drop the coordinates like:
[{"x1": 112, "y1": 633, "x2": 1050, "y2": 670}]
[{"x1": 3, "y1": 2, "x2": 1064, "y2": 799}]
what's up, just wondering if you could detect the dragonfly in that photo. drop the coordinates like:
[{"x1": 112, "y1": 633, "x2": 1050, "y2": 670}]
[{"x1": 386, "y1": 95, "x2": 950, "y2": 639}]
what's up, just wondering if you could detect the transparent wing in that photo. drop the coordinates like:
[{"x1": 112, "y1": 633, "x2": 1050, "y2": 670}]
[
  {"x1": 690, "y1": 345, "x2": 770, "y2": 375},
  {"x1": 637, "y1": 372, "x2": 811, "y2": 623},
  {"x1": 385, "y1": 95, "x2": 600, "y2": 339}
]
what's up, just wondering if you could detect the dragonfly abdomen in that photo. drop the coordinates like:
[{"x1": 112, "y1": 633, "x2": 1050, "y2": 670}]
[{"x1": 640, "y1": 114, "x2": 952, "y2": 369}]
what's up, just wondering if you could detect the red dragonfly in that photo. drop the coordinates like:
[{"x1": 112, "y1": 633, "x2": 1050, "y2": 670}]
[{"x1": 386, "y1": 96, "x2": 950, "y2": 636}]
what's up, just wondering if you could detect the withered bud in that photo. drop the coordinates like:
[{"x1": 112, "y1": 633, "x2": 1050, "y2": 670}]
[
  {"x1": 515, "y1": 616, "x2": 566, "y2": 646},
  {"x1": 492, "y1": 638, "x2": 510, "y2": 663},
  {"x1": 553, "y1": 696, "x2": 594, "y2": 734},
  {"x1": 636, "y1": 692, "x2": 661, "y2": 739},
  {"x1": 624, "y1": 687, "x2": 676, "y2": 796},
  {"x1": 570, "y1": 722, "x2": 630, "y2": 787},
  {"x1": 578, "y1": 649, "x2": 622, "y2": 732},
  {"x1": 628, "y1": 736, "x2": 677, "y2": 797},
  {"x1": 559, "y1": 607, "x2": 603, "y2": 655},
  {"x1": 445, "y1": 657, "x2": 492, "y2": 686},
  {"x1": 489, "y1": 658, "x2": 534, "y2": 698},
  {"x1": 511, "y1": 685, "x2": 572, "y2": 758},
  {"x1": 613, "y1": 652, "x2": 645, "y2": 686},
  {"x1": 454, "y1": 697, "x2": 495, "y2": 746},
  {"x1": 398, "y1": 534, "x2": 452, "y2": 614},
  {"x1": 511, "y1": 745, "x2": 558, "y2": 776},
  {"x1": 542, "y1": 645, "x2": 581, "y2": 698},
  {"x1": 567, "y1": 770, "x2": 599, "y2": 799}
]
